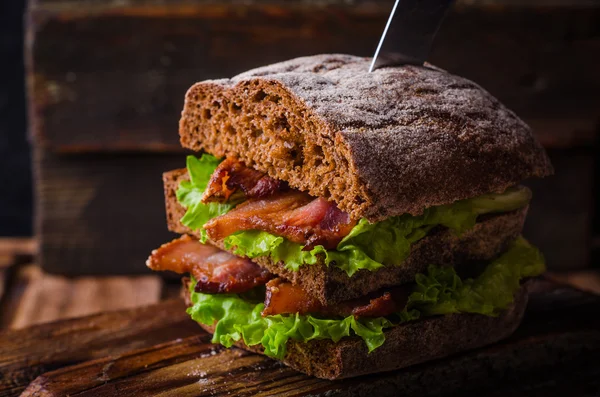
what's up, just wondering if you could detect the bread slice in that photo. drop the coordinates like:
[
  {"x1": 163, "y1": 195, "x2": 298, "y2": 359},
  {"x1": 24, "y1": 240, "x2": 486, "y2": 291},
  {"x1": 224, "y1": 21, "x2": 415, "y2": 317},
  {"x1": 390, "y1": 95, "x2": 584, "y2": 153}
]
[
  {"x1": 183, "y1": 280, "x2": 528, "y2": 380},
  {"x1": 179, "y1": 54, "x2": 552, "y2": 222},
  {"x1": 164, "y1": 168, "x2": 527, "y2": 305}
]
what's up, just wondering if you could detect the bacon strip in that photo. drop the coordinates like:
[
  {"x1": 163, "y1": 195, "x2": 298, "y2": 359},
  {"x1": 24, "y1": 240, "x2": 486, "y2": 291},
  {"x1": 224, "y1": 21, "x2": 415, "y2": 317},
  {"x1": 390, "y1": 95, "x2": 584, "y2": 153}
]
[
  {"x1": 262, "y1": 279, "x2": 323, "y2": 317},
  {"x1": 201, "y1": 157, "x2": 287, "y2": 203},
  {"x1": 204, "y1": 191, "x2": 356, "y2": 250},
  {"x1": 200, "y1": 157, "x2": 356, "y2": 250},
  {"x1": 262, "y1": 278, "x2": 410, "y2": 318},
  {"x1": 147, "y1": 235, "x2": 272, "y2": 294}
]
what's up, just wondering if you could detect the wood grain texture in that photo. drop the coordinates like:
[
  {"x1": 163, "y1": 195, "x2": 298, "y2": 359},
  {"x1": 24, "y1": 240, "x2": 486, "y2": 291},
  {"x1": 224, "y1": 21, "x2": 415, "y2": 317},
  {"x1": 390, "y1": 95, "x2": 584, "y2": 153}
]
[
  {"x1": 34, "y1": 151, "x2": 186, "y2": 275},
  {"x1": 0, "y1": 299, "x2": 198, "y2": 397},
  {"x1": 0, "y1": 239, "x2": 35, "y2": 310},
  {"x1": 6, "y1": 279, "x2": 600, "y2": 397},
  {"x1": 0, "y1": 239, "x2": 36, "y2": 262},
  {"x1": 2, "y1": 265, "x2": 161, "y2": 329},
  {"x1": 26, "y1": 1, "x2": 600, "y2": 152},
  {"x1": 547, "y1": 270, "x2": 600, "y2": 295}
]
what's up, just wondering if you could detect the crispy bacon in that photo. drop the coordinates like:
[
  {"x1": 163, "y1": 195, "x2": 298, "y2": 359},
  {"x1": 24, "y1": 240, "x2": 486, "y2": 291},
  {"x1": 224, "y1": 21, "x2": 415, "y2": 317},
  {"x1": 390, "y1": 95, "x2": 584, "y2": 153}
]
[
  {"x1": 262, "y1": 278, "x2": 410, "y2": 318},
  {"x1": 200, "y1": 157, "x2": 356, "y2": 249},
  {"x1": 204, "y1": 192, "x2": 356, "y2": 250},
  {"x1": 262, "y1": 279, "x2": 323, "y2": 317},
  {"x1": 201, "y1": 157, "x2": 287, "y2": 203},
  {"x1": 348, "y1": 293, "x2": 399, "y2": 318},
  {"x1": 146, "y1": 235, "x2": 272, "y2": 294}
]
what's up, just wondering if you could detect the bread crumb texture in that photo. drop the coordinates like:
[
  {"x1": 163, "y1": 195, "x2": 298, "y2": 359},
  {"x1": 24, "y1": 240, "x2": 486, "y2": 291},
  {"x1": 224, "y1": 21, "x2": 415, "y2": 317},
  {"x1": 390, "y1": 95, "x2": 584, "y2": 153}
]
[{"x1": 179, "y1": 54, "x2": 553, "y2": 221}]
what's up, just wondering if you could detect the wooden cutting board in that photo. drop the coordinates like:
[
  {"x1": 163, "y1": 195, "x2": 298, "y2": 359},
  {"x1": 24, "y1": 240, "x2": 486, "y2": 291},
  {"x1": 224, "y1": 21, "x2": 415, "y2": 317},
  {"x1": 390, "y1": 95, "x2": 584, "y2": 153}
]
[{"x1": 2, "y1": 278, "x2": 600, "y2": 397}]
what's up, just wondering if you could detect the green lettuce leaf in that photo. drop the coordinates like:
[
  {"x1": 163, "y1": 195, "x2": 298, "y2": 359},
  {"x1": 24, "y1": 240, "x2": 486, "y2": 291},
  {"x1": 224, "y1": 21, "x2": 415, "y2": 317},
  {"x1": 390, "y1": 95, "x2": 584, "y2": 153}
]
[
  {"x1": 176, "y1": 154, "x2": 238, "y2": 242},
  {"x1": 187, "y1": 237, "x2": 545, "y2": 358},
  {"x1": 186, "y1": 282, "x2": 393, "y2": 360},
  {"x1": 223, "y1": 187, "x2": 531, "y2": 276},
  {"x1": 224, "y1": 231, "x2": 320, "y2": 269},
  {"x1": 403, "y1": 237, "x2": 545, "y2": 317},
  {"x1": 325, "y1": 187, "x2": 531, "y2": 275}
]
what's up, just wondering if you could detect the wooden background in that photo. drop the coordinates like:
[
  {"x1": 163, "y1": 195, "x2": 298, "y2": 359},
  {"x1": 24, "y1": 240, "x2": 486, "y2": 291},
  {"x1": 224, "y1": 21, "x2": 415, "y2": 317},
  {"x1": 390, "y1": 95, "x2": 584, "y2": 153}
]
[{"x1": 26, "y1": 0, "x2": 600, "y2": 275}]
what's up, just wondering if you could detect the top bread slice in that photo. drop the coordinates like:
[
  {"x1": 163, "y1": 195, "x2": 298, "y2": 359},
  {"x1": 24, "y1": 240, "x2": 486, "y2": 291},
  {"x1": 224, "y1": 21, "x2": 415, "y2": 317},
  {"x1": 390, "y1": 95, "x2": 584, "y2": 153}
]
[
  {"x1": 179, "y1": 54, "x2": 553, "y2": 222},
  {"x1": 164, "y1": 168, "x2": 527, "y2": 305}
]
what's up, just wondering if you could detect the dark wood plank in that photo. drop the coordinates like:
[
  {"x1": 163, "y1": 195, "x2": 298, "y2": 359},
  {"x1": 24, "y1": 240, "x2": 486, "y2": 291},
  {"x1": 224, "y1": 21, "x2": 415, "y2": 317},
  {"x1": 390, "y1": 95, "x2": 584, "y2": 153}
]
[
  {"x1": 0, "y1": 264, "x2": 162, "y2": 329},
  {"x1": 27, "y1": 1, "x2": 600, "y2": 152},
  {"x1": 0, "y1": 299, "x2": 198, "y2": 397},
  {"x1": 35, "y1": 151, "x2": 186, "y2": 275},
  {"x1": 27, "y1": 2, "x2": 390, "y2": 153},
  {"x1": 13, "y1": 279, "x2": 600, "y2": 396},
  {"x1": 547, "y1": 270, "x2": 600, "y2": 295},
  {"x1": 0, "y1": 269, "x2": 7, "y2": 306},
  {"x1": 0, "y1": 239, "x2": 36, "y2": 259},
  {"x1": 523, "y1": 149, "x2": 594, "y2": 270},
  {"x1": 0, "y1": 239, "x2": 36, "y2": 319}
]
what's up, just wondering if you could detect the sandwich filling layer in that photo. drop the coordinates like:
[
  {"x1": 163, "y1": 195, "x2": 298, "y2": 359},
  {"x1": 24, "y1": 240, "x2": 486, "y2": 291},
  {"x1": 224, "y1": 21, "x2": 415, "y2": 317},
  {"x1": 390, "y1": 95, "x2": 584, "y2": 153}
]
[
  {"x1": 177, "y1": 154, "x2": 532, "y2": 276},
  {"x1": 183, "y1": 237, "x2": 544, "y2": 359},
  {"x1": 148, "y1": 234, "x2": 405, "y2": 318}
]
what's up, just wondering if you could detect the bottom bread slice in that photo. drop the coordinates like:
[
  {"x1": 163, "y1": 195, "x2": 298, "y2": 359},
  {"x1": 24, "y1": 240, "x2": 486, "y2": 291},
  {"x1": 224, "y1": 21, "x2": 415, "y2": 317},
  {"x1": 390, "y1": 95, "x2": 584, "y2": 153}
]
[{"x1": 184, "y1": 284, "x2": 528, "y2": 380}]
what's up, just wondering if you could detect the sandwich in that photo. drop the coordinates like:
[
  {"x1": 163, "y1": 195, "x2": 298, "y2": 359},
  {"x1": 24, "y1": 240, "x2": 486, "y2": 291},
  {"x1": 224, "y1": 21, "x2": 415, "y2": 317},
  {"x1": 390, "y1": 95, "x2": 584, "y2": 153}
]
[{"x1": 146, "y1": 54, "x2": 553, "y2": 380}]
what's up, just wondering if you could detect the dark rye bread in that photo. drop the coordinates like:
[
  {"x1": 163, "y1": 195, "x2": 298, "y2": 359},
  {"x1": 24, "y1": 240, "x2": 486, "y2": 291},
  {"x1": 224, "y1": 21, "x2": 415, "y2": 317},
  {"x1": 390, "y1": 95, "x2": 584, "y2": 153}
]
[
  {"x1": 165, "y1": 168, "x2": 527, "y2": 305},
  {"x1": 182, "y1": 280, "x2": 529, "y2": 380},
  {"x1": 179, "y1": 54, "x2": 552, "y2": 222}
]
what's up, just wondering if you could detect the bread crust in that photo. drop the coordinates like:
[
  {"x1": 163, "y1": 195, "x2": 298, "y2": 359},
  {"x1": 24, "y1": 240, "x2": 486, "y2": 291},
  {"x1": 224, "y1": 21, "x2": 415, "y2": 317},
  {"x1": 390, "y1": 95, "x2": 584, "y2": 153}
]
[
  {"x1": 179, "y1": 54, "x2": 552, "y2": 221},
  {"x1": 164, "y1": 168, "x2": 527, "y2": 305},
  {"x1": 186, "y1": 283, "x2": 528, "y2": 380}
]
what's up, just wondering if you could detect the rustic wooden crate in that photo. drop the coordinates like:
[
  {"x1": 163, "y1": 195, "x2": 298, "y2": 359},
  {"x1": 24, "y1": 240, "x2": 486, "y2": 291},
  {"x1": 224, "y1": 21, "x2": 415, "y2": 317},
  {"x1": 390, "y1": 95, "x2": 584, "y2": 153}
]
[
  {"x1": 34, "y1": 151, "x2": 189, "y2": 275},
  {"x1": 26, "y1": 0, "x2": 600, "y2": 275}
]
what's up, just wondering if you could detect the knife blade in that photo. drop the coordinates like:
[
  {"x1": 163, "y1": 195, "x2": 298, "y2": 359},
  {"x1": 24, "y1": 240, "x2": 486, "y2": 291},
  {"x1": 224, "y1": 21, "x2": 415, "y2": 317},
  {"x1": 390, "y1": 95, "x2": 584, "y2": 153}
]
[{"x1": 369, "y1": 0, "x2": 455, "y2": 72}]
